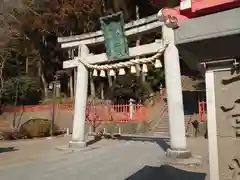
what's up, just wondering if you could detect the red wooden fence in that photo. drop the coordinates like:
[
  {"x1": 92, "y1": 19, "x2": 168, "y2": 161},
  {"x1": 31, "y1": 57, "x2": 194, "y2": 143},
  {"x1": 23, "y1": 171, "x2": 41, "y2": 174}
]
[
  {"x1": 3, "y1": 89, "x2": 210, "y2": 124},
  {"x1": 2, "y1": 103, "x2": 147, "y2": 123},
  {"x1": 86, "y1": 104, "x2": 146, "y2": 123}
]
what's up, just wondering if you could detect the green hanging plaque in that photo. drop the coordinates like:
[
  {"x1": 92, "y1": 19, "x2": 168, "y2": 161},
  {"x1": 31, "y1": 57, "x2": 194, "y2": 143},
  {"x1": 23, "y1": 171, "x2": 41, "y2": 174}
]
[{"x1": 100, "y1": 12, "x2": 129, "y2": 61}]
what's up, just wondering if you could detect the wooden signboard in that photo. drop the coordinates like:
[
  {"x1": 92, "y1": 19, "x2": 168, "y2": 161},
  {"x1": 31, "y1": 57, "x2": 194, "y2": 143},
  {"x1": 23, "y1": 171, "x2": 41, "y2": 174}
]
[{"x1": 100, "y1": 12, "x2": 129, "y2": 61}]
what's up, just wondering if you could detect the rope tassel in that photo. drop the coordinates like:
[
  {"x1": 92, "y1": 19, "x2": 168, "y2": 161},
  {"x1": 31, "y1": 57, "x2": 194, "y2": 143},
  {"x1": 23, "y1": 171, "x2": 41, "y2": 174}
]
[
  {"x1": 100, "y1": 70, "x2": 106, "y2": 77},
  {"x1": 154, "y1": 59, "x2": 162, "y2": 68},
  {"x1": 142, "y1": 64, "x2": 148, "y2": 73},
  {"x1": 130, "y1": 66, "x2": 137, "y2": 74},
  {"x1": 93, "y1": 69, "x2": 98, "y2": 77},
  {"x1": 119, "y1": 68, "x2": 126, "y2": 75},
  {"x1": 109, "y1": 69, "x2": 116, "y2": 76}
]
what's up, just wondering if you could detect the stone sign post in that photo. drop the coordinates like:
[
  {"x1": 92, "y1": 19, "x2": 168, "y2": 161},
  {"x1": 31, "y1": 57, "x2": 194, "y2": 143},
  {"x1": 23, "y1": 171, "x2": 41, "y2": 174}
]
[{"x1": 204, "y1": 59, "x2": 240, "y2": 180}]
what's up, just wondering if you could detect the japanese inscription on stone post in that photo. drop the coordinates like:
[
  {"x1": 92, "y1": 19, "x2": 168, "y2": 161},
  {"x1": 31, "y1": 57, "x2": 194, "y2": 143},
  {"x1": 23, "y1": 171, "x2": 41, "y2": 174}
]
[
  {"x1": 100, "y1": 12, "x2": 129, "y2": 61},
  {"x1": 215, "y1": 69, "x2": 240, "y2": 180}
]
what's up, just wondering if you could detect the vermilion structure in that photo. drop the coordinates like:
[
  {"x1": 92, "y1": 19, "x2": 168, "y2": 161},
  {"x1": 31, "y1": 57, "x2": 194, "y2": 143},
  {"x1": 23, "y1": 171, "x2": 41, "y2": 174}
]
[{"x1": 162, "y1": 0, "x2": 240, "y2": 26}]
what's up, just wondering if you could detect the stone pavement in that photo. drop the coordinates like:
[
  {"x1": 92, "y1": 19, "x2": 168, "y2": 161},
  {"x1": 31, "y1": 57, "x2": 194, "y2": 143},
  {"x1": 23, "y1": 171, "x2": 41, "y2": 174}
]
[
  {"x1": 0, "y1": 136, "x2": 72, "y2": 168},
  {"x1": 0, "y1": 136, "x2": 208, "y2": 180}
]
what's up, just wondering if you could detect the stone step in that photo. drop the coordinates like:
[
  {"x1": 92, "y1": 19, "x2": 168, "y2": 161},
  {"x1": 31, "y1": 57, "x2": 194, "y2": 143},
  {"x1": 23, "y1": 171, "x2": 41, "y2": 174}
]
[
  {"x1": 155, "y1": 122, "x2": 169, "y2": 126},
  {"x1": 154, "y1": 128, "x2": 169, "y2": 132},
  {"x1": 152, "y1": 132, "x2": 170, "y2": 136},
  {"x1": 149, "y1": 75, "x2": 198, "y2": 134},
  {"x1": 152, "y1": 114, "x2": 193, "y2": 134},
  {"x1": 155, "y1": 128, "x2": 169, "y2": 132},
  {"x1": 154, "y1": 127, "x2": 169, "y2": 131},
  {"x1": 154, "y1": 130, "x2": 169, "y2": 133}
]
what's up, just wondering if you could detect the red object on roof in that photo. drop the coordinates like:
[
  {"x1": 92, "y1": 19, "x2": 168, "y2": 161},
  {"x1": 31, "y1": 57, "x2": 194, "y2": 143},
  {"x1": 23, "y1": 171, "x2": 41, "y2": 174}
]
[
  {"x1": 180, "y1": 0, "x2": 240, "y2": 17},
  {"x1": 158, "y1": 0, "x2": 240, "y2": 26}
]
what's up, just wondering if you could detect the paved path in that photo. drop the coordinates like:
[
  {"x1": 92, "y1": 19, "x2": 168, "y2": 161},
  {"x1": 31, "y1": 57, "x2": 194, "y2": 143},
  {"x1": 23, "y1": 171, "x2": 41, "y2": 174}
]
[
  {"x1": 0, "y1": 136, "x2": 71, "y2": 167},
  {"x1": 0, "y1": 136, "x2": 208, "y2": 180}
]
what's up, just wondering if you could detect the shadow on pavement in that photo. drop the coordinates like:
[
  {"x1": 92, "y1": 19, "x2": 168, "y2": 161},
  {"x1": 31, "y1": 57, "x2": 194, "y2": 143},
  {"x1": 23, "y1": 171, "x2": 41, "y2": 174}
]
[
  {"x1": 86, "y1": 135, "x2": 103, "y2": 146},
  {"x1": 115, "y1": 135, "x2": 170, "y2": 151},
  {"x1": 125, "y1": 165, "x2": 206, "y2": 180},
  {"x1": 0, "y1": 147, "x2": 18, "y2": 154}
]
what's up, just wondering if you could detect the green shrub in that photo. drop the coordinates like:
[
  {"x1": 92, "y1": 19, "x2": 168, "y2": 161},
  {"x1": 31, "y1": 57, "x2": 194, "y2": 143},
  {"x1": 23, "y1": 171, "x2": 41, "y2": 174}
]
[{"x1": 19, "y1": 119, "x2": 59, "y2": 138}]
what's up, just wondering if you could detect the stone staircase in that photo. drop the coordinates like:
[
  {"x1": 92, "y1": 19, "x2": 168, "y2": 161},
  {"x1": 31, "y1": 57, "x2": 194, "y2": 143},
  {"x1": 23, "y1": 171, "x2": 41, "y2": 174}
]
[
  {"x1": 152, "y1": 108, "x2": 169, "y2": 134},
  {"x1": 149, "y1": 75, "x2": 199, "y2": 135},
  {"x1": 146, "y1": 91, "x2": 167, "y2": 133},
  {"x1": 152, "y1": 110, "x2": 193, "y2": 135}
]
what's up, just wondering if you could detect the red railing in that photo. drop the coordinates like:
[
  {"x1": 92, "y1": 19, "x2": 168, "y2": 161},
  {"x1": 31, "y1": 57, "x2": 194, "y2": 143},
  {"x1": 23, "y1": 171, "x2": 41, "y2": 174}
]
[
  {"x1": 2, "y1": 88, "x2": 166, "y2": 124},
  {"x1": 198, "y1": 101, "x2": 207, "y2": 122},
  {"x1": 86, "y1": 104, "x2": 146, "y2": 123},
  {"x1": 2, "y1": 103, "x2": 147, "y2": 123}
]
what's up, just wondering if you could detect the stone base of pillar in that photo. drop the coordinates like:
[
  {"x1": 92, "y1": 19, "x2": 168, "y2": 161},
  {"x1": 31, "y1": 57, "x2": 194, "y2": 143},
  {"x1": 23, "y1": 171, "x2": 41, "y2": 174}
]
[
  {"x1": 69, "y1": 140, "x2": 86, "y2": 149},
  {"x1": 166, "y1": 148, "x2": 191, "y2": 159}
]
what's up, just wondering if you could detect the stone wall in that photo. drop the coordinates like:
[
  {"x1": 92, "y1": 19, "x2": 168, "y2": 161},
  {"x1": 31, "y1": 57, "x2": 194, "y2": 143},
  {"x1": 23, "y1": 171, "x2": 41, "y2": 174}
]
[
  {"x1": 1, "y1": 103, "x2": 148, "y2": 134},
  {"x1": 2, "y1": 110, "x2": 74, "y2": 132}
]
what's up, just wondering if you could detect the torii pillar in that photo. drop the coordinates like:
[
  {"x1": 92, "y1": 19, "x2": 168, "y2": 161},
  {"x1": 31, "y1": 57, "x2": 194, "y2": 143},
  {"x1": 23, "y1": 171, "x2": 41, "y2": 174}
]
[
  {"x1": 69, "y1": 44, "x2": 89, "y2": 148},
  {"x1": 162, "y1": 24, "x2": 191, "y2": 158}
]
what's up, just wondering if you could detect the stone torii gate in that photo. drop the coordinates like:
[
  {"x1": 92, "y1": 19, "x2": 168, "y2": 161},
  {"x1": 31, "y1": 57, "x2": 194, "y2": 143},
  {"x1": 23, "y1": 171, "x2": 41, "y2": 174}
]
[{"x1": 57, "y1": 10, "x2": 190, "y2": 158}]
